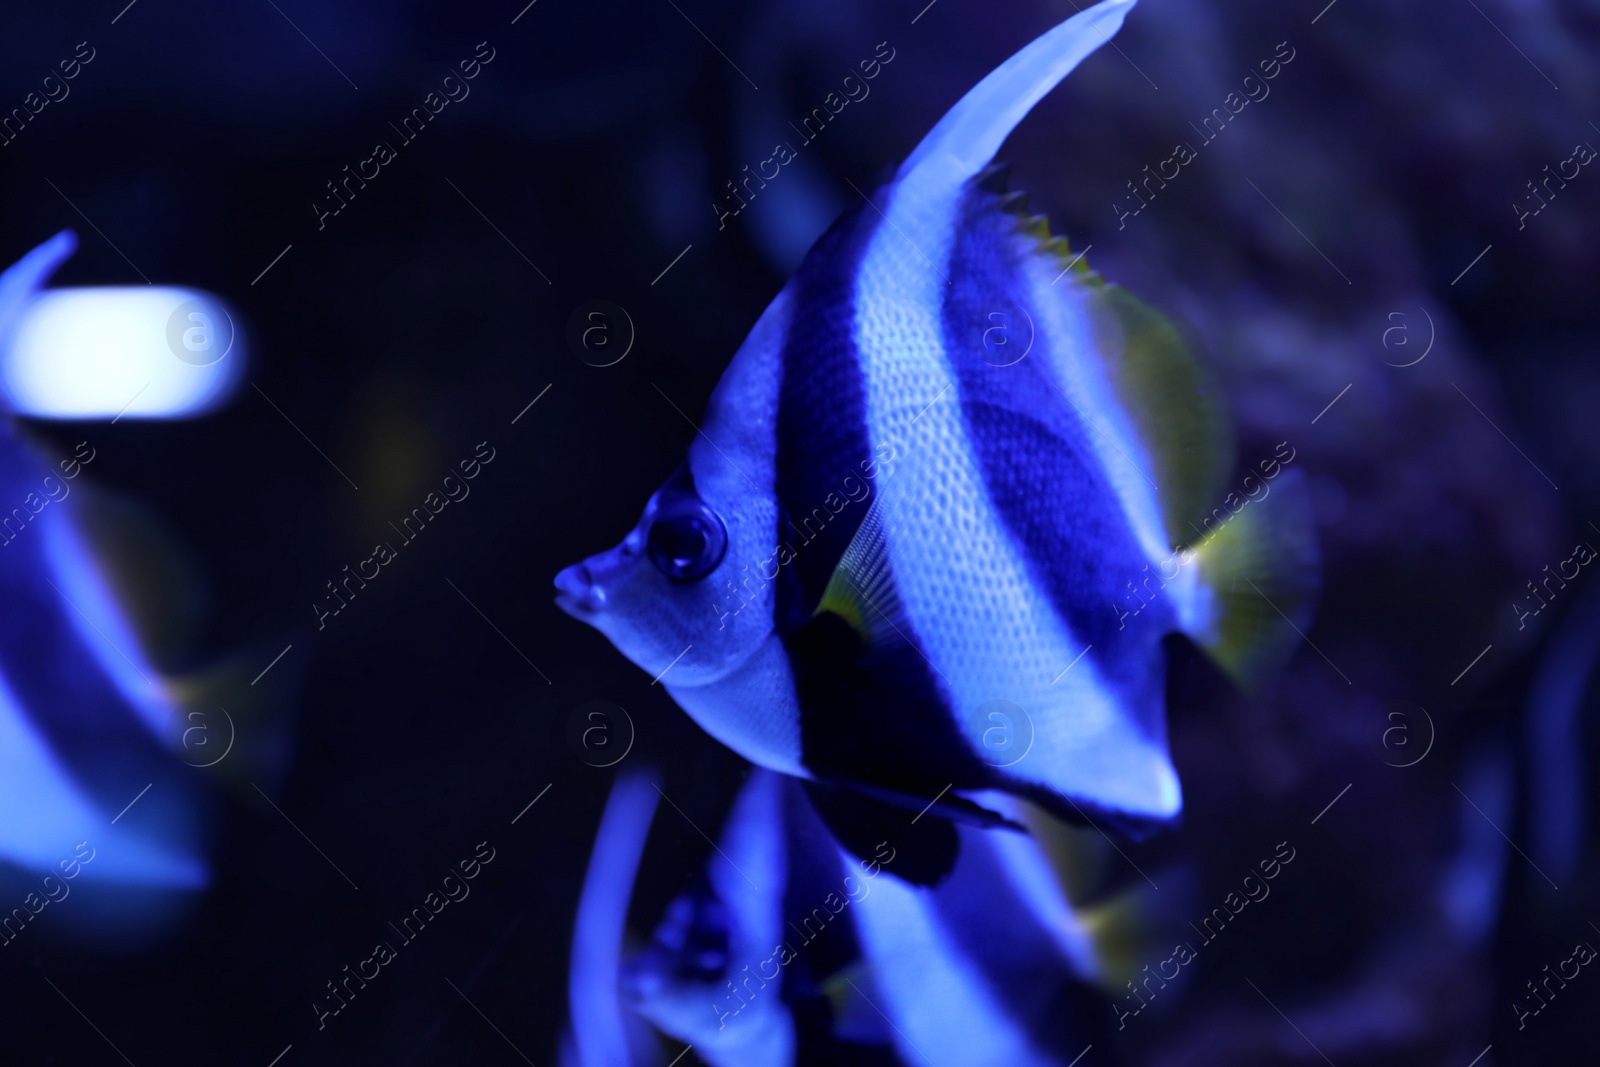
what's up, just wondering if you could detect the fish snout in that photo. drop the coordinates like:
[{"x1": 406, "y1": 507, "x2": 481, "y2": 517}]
[{"x1": 554, "y1": 560, "x2": 608, "y2": 614}]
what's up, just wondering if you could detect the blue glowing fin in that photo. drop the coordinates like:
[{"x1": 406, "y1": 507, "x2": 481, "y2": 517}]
[
  {"x1": 566, "y1": 767, "x2": 664, "y2": 1067},
  {"x1": 896, "y1": 0, "x2": 1136, "y2": 193},
  {"x1": 0, "y1": 231, "x2": 76, "y2": 338}
]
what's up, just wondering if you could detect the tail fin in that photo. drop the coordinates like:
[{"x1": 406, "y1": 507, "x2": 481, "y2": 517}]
[{"x1": 1184, "y1": 468, "x2": 1321, "y2": 693}]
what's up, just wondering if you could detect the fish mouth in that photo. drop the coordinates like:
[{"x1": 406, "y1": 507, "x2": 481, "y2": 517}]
[{"x1": 554, "y1": 562, "x2": 605, "y2": 615}]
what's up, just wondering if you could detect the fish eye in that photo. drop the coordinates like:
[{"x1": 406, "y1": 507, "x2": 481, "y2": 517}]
[{"x1": 647, "y1": 498, "x2": 727, "y2": 582}]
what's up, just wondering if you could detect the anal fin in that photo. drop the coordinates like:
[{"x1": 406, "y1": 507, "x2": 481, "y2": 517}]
[{"x1": 803, "y1": 780, "x2": 959, "y2": 887}]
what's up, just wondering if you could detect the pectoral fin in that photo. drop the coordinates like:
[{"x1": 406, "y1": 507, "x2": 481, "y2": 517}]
[{"x1": 812, "y1": 496, "x2": 908, "y2": 652}]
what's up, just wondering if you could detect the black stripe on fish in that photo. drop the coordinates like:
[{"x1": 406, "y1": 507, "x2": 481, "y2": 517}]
[
  {"x1": 802, "y1": 779, "x2": 960, "y2": 886},
  {"x1": 774, "y1": 200, "x2": 884, "y2": 632},
  {"x1": 779, "y1": 784, "x2": 903, "y2": 1063},
  {"x1": 781, "y1": 778, "x2": 866, "y2": 979},
  {"x1": 774, "y1": 193, "x2": 996, "y2": 800},
  {"x1": 939, "y1": 185, "x2": 1171, "y2": 738},
  {"x1": 788, "y1": 609, "x2": 997, "y2": 817}
]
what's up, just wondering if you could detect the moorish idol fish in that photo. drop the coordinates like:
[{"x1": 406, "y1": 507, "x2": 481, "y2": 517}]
[
  {"x1": 564, "y1": 766, "x2": 1170, "y2": 1067},
  {"x1": 0, "y1": 231, "x2": 274, "y2": 907},
  {"x1": 555, "y1": 0, "x2": 1317, "y2": 869}
]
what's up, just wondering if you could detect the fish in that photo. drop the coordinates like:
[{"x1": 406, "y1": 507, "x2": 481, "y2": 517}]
[
  {"x1": 554, "y1": 0, "x2": 1318, "y2": 872},
  {"x1": 565, "y1": 765, "x2": 1174, "y2": 1067},
  {"x1": 623, "y1": 769, "x2": 801, "y2": 1066},
  {"x1": 0, "y1": 231, "x2": 279, "y2": 919}
]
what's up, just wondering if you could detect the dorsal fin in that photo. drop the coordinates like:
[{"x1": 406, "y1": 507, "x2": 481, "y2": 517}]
[
  {"x1": 974, "y1": 162, "x2": 1012, "y2": 194},
  {"x1": 1076, "y1": 281, "x2": 1234, "y2": 548},
  {"x1": 885, "y1": 0, "x2": 1215, "y2": 551},
  {"x1": 996, "y1": 189, "x2": 1030, "y2": 215},
  {"x1": 968, "y1": 181, "x2": 1233, "y2": 550},
  {"x1": 975, "y1": 187, "x2": 1313, "y2": 692},
  {"x1": 896, "y1": 0, "x2": 1136, "y2": 196}
]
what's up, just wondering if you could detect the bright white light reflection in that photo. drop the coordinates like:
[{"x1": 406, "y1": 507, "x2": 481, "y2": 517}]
[{"x1": 3, "y1": 287, "x2": 244, "y2": 419}]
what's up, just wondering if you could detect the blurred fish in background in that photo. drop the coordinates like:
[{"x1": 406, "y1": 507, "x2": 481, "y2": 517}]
[
  {"x1": 0, "y1": 230, "x2": 285, "y2": 946},
  {"x1": 564, "y1": 765, "x2": 1181, "y2": 1067}
]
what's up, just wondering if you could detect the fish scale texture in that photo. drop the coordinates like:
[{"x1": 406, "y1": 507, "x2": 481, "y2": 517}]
[{"x1": 851, "y1": 180, "x2": 1178, "y2": 819}]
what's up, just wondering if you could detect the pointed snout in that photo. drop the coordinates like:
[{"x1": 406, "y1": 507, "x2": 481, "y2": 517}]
[{"x1": 554, "y1": 560, "x2": 607, "y2": 615}]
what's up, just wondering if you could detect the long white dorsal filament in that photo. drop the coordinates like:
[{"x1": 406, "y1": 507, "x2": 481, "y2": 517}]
[{"x1": 896, "y1": 0, "x2": 1136, "y2": 192}]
